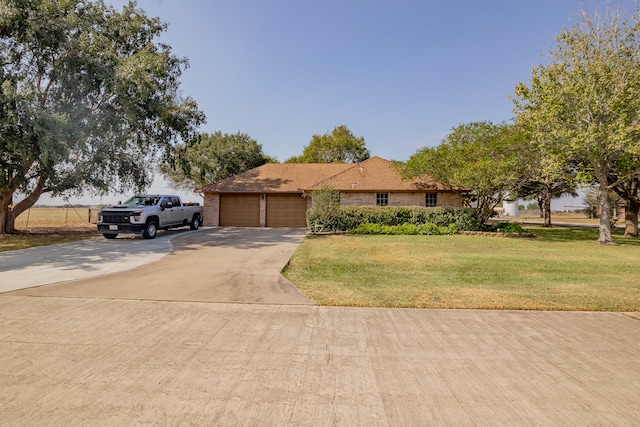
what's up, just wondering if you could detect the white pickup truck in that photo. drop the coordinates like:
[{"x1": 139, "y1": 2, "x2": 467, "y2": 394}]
[{"x1": 97, "y1": 194, "x2": 203, "y2": 239}]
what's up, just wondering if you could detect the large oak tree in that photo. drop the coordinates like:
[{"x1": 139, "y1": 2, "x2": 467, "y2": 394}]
[
  {"x1": 403, "y1": 121, "x2": 524, "y2": 226},
  {"x1": 0, "y1": 0, "x2": 204, "y2": 234},
  {"x1": 160, "y1": 131, "x2": 275, "y2": 192},
  {"x1": 513, "y1": 7, "x2": 640, "y2": 244}
]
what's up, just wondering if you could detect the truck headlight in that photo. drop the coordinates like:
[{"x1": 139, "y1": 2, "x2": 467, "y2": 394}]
[{"x1": 131, "y1": 211, "x2": 143, "y2": 222}]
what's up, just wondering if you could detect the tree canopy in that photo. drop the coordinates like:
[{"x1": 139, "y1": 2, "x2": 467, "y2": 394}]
[
  {"x1": 509, "y1": 127, "x2": 578, "y2": 227},
  {"x1": 0, "y1": 0, "x2": 204, "y2": 233},
  {"x1": 285, "y1": 125, "x2": 370, "y2": 163},
  {"x1": 160, "y1": 131, "x2": 275, "y2": 192},
  {"x1": 513, "y1": 6, "x2": 640, "y2": 243},
  {"x1": 403, "y1": 121, "x2": 524, "y2": 226}
]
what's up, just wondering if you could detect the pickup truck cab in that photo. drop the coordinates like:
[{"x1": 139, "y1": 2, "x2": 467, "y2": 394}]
[{"x1": 97, "y1": 194, "x2": 203, "y2": 239}]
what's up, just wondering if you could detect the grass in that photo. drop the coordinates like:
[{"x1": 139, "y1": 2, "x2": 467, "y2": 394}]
[
  {"x1": 1, "y1": 207, "x2": 99, "y2": 252},
  {"x1": 13, "y1": 207, "x2": 95, "y2": 228},
  {"x1": 0, "y1": 226, "x2": 100, "y2": 252},
  {"x1": 282, "y1": 226, "x2": 640, "y2": 311}
]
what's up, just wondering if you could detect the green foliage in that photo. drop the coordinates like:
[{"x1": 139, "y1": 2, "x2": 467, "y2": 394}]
[
  {"x1": 0, "y1": 0, "x2": 204, "y2": 233},
  {"x1": 307, "y1": 206, "x2": 481, "y2": 232},
  {"x1": 305, "y1": 186, "x2": 341, "y2": 230},
  {"x1": 349, "y1": 222, "x2": 458, "y2": 235},
  {"x1": 488, "y1": 222, "x2": 526, "y2": 233},
  {"x1": 160, "y1": 131, "x2": 273, "y2": 191},
  {"x1": 512, "y1": 6, "x2": 640, "y2": 243},
  {"x1": 402, "y1": 121, "x2": 525, "y2": 226},
  {"x1": 285, "y1": 125, "x2": 370, "y2": 163}
]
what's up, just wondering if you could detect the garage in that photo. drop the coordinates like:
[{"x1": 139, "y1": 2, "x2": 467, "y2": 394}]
[
  {"x1": 219, "y1": 194, "x2": 260, "y2": 226},
  {"x1": 266, "y1": 194, "x2": 308, "y2": 227}
]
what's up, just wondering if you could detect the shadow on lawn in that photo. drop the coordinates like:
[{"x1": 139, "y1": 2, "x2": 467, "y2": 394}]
[{"x1": 531, "y1": 226, "x2": 640, "y2": 246}]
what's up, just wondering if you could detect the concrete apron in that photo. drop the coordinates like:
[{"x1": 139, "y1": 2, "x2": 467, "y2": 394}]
[{"x1": 0, "y1": 297, "x2": 639, "y2": 425}]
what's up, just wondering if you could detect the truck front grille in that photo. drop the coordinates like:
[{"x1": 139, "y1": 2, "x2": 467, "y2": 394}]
[{"x1": 102, "y1": 212, "x2": 133, "y2": 224}]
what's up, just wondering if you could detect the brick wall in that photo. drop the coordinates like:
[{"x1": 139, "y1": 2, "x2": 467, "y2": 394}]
[
  {"x1": 438, "y1": 192, "x2": 465, "y2": 207},
  {"x1": 339, "y1": 191, "x2": 463, "y2": 207},
  {"x1": 203, "y1": 193, "x2": 219, "y2": 226},
  {"x1": 259, "y1": 195, "x2": 266, "y2": 227}
]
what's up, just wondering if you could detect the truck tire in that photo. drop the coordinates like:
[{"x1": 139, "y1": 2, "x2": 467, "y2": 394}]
[
  {"x1": 190, "y1": 215, "x2": 200, "y2": 230},
  {"x1": 143, "y1": 220, "x2": 158, "y2": 239},
  {"x1": 103, "y1": 233, "x2": 117, "y2": 239}
]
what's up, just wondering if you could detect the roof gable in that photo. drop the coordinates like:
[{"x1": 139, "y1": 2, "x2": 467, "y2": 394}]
[{"x1": 308, "y1": 156, "x2": 460, "y2": 191}]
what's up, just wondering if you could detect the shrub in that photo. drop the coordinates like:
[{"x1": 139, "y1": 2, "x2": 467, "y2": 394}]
[
  {"x1": 349, "y1": 222, "x2": 458, "y2": 235},
  {"x1": 307, "y1": 206, "x2": 480, "y2": 232},
  {"x1": 488, "y1": 222, "x2": 526, "y2": 233}
]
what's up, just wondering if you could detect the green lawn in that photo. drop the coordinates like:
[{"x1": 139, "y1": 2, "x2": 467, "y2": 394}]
[{"x1": 282, "y1": 226, "x2": 640, "y2": 311}]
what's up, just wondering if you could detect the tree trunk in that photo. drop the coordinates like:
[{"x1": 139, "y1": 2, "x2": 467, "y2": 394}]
[
  {"x1": 542, "y1": 187, "x2": 552, "y2": 227},
  {"x1": 623, "y1": 197, "x2": 639, "y2": 238},
  {"x1": 597, "y1": 184, "x2": 613, "y2": 244},
  {"x1": 0, "y1": 177, "x2": 47, "y2": 234},
  {"x1": 537, "y1": 197, "x2": 544, "y2": 218},
  {"x1": 0, "y1": 191, "x2": 16, "y2": 235}
]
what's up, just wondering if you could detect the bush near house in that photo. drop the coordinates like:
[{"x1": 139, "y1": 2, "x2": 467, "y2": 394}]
[
  {"x1": 307, "y1": 206, "x2": 481, "y2": 232},
  {"x1": 487, "y1": 222, "x2": 526, "y2": 233},
  {"x1": 350, "y1": 222, "x2": 458, "y2": 235}
]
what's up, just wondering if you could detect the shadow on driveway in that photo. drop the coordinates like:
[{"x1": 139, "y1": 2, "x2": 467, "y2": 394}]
[{"x1": 8, "y1": 227, "x2": 313, "y2": 305}]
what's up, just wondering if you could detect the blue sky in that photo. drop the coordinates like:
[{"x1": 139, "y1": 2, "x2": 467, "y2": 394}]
[
  {"x1": 105, "y1": 0, "x2": 637, "y2": 162},
  {"x1": 45, "y1": 0, "x2": 638, "y2": 204}
]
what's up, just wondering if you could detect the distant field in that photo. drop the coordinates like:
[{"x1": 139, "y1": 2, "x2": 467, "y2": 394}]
[
  {"x1": 512, "y1": 211, "x2": 600, "y2": 226},
  {"x1": 14, "y1": 207, "x2": 97, "y2": 228}
]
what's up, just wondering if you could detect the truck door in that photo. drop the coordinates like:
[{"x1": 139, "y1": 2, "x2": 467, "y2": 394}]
[
  {"x1": 160, "y1": 196, "x2": 182, "y2": 225},
  {"x1": 169, "y1": 196, "x2": 185, "y2": 224}
]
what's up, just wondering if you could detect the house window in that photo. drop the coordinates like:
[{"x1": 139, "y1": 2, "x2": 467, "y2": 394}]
[
  {"x1": 425, "y1": 193, "x2": 438, "y2": 207},
  {"x1": 376, "y1": 193, "x2": 388, "y2": 206}
]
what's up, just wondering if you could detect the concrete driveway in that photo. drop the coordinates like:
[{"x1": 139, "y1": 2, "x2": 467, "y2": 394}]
[
  {"x1": 0, "y1": 231, "x2": 174, "y2": 293},
  {"x1": 1, "y1": 228, "x2": 639, "y2": 425},
  {"x1": 4, "y1": 227, "x2": 312, "y2": 305}
]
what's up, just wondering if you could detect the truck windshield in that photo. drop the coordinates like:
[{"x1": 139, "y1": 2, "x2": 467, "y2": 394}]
[{"x1": 123, "y1": 196, "x2": 160, "y2": 206}]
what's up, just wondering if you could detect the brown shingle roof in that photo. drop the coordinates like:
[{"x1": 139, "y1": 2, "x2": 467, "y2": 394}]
[
  {"x1": 201, "y1": 163, "x2": 352, "y2": 193},
  {"x1": 308, "y1": 156, "x2": 460, "y2": 191},
  {"x1": 202, "y1": 156, "x2": 465, "y2": 193}
]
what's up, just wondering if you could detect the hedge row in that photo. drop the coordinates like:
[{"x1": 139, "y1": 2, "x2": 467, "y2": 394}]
[
  {"x1": 306, "y1": 206, "x2": 482, "y2": 232},
  {"x1": 350, "y1": 222, "x2": 459, "y2": 235}
]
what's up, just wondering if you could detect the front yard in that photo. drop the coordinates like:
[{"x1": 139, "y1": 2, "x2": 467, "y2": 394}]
[{"x1": 282, "y1": 226, "x2": 640, "y2": 311}]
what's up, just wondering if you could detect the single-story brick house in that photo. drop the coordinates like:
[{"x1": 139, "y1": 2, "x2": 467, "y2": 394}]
[{"x1": 201, "y1": 156, "x2": 467, "y2": 227}]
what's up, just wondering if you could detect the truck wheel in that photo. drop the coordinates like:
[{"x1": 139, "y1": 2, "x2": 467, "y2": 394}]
[
  {"x1": 190, "y1": 215, "x2": 200, "y2": 230},
  {"x1": 103, "y1": 233, "x2": 117, "y2": 239},
  {"x1": 143, "y1": 220, "x2": 157, "y2": 239}
]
